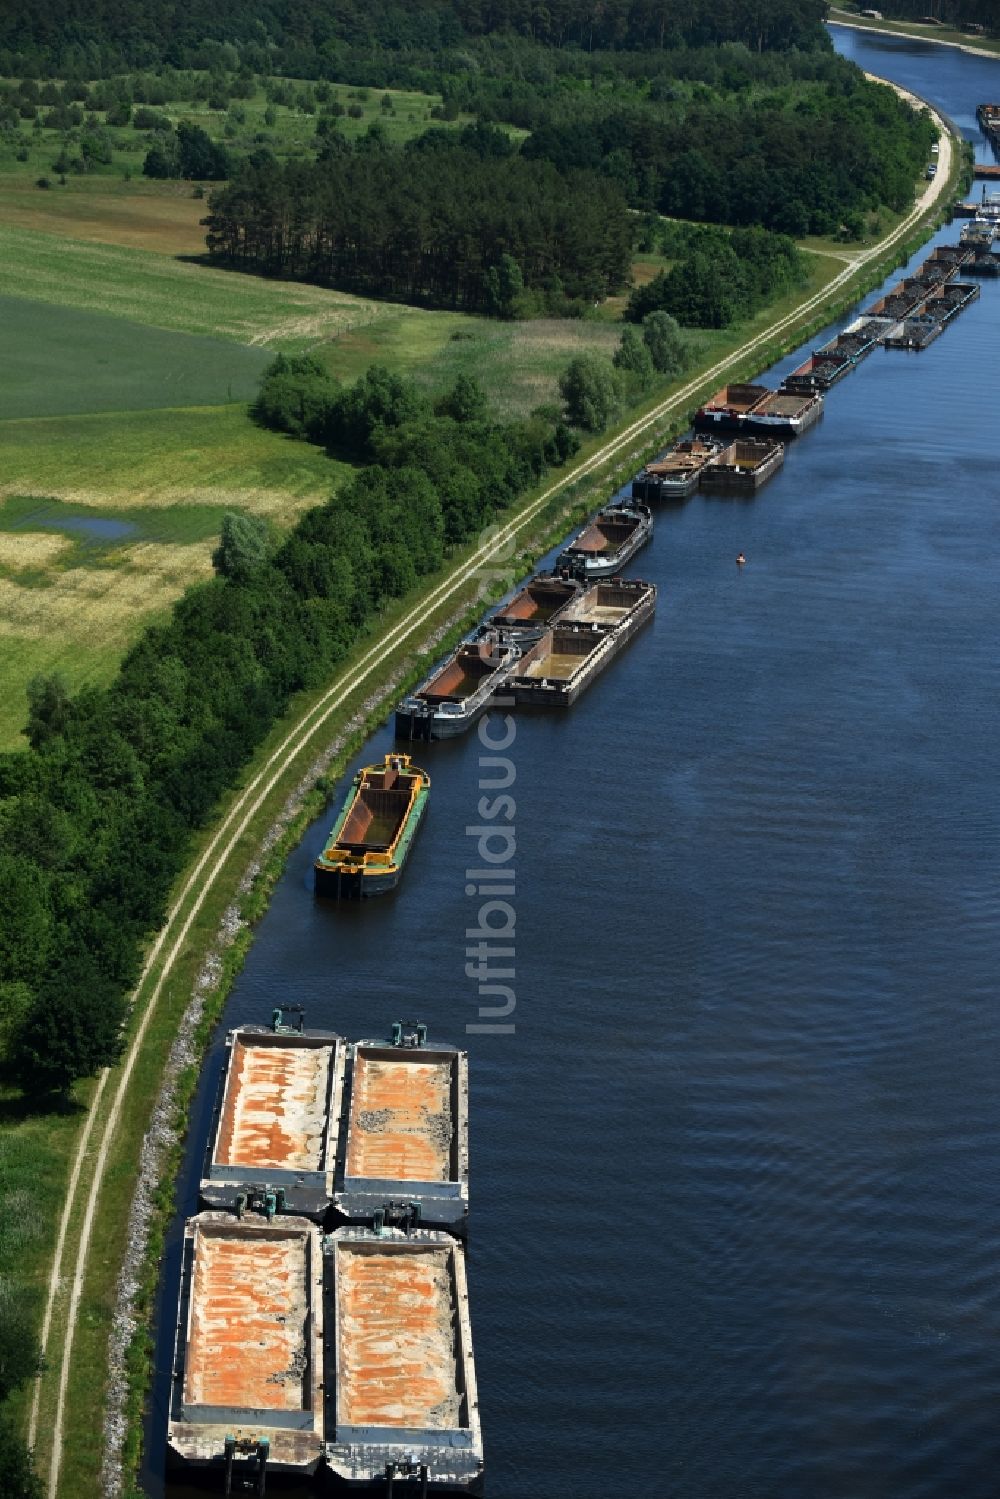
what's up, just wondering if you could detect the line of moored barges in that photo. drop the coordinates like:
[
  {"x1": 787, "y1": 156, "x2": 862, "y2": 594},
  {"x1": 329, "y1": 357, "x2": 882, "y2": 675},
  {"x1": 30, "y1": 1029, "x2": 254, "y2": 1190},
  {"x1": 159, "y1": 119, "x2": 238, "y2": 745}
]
[{"x1": 634, "y1": 228, "x2": 994, "y2": 501}]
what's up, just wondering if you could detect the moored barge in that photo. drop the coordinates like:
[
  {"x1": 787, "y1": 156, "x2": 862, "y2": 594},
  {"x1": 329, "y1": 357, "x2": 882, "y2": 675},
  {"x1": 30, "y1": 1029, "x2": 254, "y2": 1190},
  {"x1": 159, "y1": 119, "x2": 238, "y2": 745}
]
[
  {"x1": 557, "y1": 499, "x2": 652, "y2": 578},
  {"x1": 700, "y1": 438, "x2": 785, "y2": 495},
  {"x1": 488, "y1": 571, "x2": 581, "y2": 640},
  {"x1": 325, "y1": 1227, "x2": 484, "y2": 1494},
  {"x1": 201, "y1": 1020, "x2": 345, "y2": 1219},
  {"x1": 167, "y1": 1212, "x2": 326, "y2": 1485},
  {"x1": 745, "y1": 388, "x2": 823, "y2": 437},
  {"x1": 336, "y1": 1026, "x2": 469, "y2": 1236},
  {"x1": 693, "y1": 383, "x2": 770, "y2": 432},
  {"x1": 395, "y1": 629, "x2": 519, "y2": 740},
  {"x1": 508, "y1": 578, "x2": 656, "y2": 707},
  {"x1": 315, "y1": 754, "x2": 430, "y2": 897},
  {"x1": 631, "y1": 437, "x2": 723, "y2": 500},
  {"x1": 923, "y1": 279, "x2": 981, "y2": 322},
  {"x1": 883, "y1": 314, "x2": 943, "y2": 351}
]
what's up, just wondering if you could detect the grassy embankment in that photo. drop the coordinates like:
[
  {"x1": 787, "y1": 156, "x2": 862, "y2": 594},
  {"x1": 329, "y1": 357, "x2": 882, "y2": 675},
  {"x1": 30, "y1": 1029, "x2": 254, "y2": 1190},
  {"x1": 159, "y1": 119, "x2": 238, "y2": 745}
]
[
  {"x1": 829, "y1": 6, "x2": 1000, "y2": 57},
  {"x1": 2, "y1": 84, "x2": 965, "y2": 1494}
]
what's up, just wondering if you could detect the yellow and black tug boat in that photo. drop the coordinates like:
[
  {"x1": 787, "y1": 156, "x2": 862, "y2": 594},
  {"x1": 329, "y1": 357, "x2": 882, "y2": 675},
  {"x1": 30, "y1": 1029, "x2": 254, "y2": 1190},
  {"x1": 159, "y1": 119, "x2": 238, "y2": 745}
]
[{"x1": 314, "y1": 753, "x2": 430, "y2": 898}]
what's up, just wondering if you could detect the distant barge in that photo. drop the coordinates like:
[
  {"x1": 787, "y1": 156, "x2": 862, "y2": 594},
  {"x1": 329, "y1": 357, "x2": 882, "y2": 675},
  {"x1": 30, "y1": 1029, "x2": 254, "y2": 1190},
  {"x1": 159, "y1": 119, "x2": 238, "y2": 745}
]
[
  {"x1": 745, "y1": 388, "x2": 823, "y2": 437},
  {"x1": 315, "y1": 753, "x2": 429, "y2": 897},
  {"x1": 509, "y1": 579, "x2": 656, "y2": 707},
  {"x1": 693, "y1": 382, "x2": 771, "y2": 433},
  {"x1": 557, "y1": 499, "x2": 652, "y2": 578},
  {"x1": 632, "y1": 437, "x2": 723, "y2": 500},
  {"x1": 395, "y1": 630, "x2": 519, "y2": 741},
  {"x1": 700, "y1": 438, "x2": 785, "y2": 495}
]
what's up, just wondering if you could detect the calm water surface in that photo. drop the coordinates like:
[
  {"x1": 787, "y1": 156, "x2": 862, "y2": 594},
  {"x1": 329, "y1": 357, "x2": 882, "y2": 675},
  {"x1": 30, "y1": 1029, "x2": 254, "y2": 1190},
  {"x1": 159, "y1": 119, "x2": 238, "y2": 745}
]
[{"x1": 146, "y1": 34, "x2": 1000, "y2": 1499}]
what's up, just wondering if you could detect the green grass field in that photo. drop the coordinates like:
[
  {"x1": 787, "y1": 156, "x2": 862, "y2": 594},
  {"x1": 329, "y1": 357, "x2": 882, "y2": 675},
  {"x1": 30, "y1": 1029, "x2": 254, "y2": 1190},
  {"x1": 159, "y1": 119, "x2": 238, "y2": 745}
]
[
  {"x1": 0, "y1": 224, "x2": 382, "y2": 346},
  {"x1": 0, "y1": 407, "x2": 347, "y2": 745},
  {"x1": 0, "y1": 295, "x2": 273, "y2": 418}
]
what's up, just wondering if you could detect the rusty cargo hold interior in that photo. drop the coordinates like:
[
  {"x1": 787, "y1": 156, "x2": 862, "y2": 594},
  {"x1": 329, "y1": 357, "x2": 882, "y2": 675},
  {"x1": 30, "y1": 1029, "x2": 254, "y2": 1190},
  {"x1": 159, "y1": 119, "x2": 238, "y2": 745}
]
[
  {"x1": 491, "y1": 576, "x2": 578, "y2": 627},
  {"x1": 645, "y1": 438, "x2": 719, "y2": 476},
  {"x1": 339, "y1": 774, "x2": 414, "y2": 852},
  {"x1": 566, "y1": 511, "x2": 640, "y2": 555},
  {"x1": 345, "y1": 1046, "x2": 457, "y2": 1183},
  {"x1": 703, "y1": 382, "x2": 769, "y2": 413},
  {"x1": 202, "y1": 1028, "x2": 344, "y2": 1217},
  {"x1": 168, "y1": 1213, "x2": 325, "y2": 1473},
  {"x1": 417, "y1": 642, "x2": 501, "y2": 704}
]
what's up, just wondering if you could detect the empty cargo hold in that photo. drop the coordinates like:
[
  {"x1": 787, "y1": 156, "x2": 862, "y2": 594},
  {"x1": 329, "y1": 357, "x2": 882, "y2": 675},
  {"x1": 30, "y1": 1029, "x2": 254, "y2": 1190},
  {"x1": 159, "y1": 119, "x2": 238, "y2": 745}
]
[
  {"x1": 201, "y1": 1025, "x2": 344, "y2": 1218},
  {"x1": 326, "y1": 1228, "x2": 483, "y2": 1494},
  {"x1": 337, "y1": 1037, "x2": 469, "y2": 1234},
  {"x1": 167, "y1": 1213, "x2": 325, "y2": 1478}
]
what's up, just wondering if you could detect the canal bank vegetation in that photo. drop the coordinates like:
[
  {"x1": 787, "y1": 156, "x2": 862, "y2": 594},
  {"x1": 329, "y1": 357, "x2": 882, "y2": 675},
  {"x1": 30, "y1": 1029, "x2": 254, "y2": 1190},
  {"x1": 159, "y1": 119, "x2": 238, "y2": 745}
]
[{"x1": 833, "y1": 2, "x2": 999, "y2": 45}]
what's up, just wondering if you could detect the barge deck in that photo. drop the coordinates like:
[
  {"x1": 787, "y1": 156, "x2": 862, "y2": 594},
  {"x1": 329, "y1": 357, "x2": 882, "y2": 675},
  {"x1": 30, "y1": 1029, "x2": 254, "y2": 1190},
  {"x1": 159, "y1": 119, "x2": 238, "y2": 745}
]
[
  {"x1": 326, "y1": 1228, "x2": 483, "y2": 1494},
  {"x1": 168, "y1": 1214, "x2": 325, "y2": 1482},
  {"x1": 337, "y1": 1033, "x2": 469, "y2": 1235},
  {"x1": 745, "y1": 388, "x2": 823, "y2": 437},
  {"x1": 201, "y1": 1024, "x2": 345, "y2": 1219}
]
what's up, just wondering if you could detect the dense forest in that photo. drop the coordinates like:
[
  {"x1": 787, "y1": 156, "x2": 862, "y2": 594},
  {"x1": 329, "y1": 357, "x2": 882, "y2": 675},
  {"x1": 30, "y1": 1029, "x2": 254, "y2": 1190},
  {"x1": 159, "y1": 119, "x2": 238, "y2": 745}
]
[
  {"x1": 203, "y1": 135, "x2": 630, "y2": 312},
  {"x1": 0, "y1": 0, "x2": 832, "y2": 76}
]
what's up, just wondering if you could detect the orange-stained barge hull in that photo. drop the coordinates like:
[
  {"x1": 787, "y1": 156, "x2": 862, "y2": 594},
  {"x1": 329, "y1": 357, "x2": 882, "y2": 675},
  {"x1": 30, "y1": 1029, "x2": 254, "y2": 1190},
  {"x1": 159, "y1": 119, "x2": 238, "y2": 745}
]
[
  {"x1": 167, "y1": 1213, "x2": 324, "y2": 1476},
  {"x1": 327, "y1": 1228, "x2": 483, "y2": 1494},
  {"x1": 337, "y1": 1042, "x2": 469, "y2": 1235},
  {"x1": 201, "y1": 1027, "x2": 345, "y2": 1219}
]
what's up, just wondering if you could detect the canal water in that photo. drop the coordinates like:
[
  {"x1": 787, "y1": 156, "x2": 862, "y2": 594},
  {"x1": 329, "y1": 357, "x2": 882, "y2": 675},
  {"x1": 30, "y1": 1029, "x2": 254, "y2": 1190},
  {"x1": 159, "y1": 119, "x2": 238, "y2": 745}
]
[{"x1": 145, "y1": 33, "x2": 1000, "y2": 1499}]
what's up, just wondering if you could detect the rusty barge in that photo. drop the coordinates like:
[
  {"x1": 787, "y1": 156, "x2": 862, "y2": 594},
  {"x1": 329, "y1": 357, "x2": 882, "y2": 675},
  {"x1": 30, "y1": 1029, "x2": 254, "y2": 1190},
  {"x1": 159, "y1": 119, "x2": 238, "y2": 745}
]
[
  {"x1": 631, "y1": 437, "x2": 723, "y2": 500},
  {"x1": 487, "y1": 571, "x2": 582, "y2": 640},
  {"x1": 508, "y1": 578, "x2": 656, "y2": 707},
  {"x1": 167, "y1": 1212, "x2": 327, "y2": 1485},
  {"x1": 693, "y1": 382, "x2": 771, "y2": 433},
  {"x1": 326, "y1": 1227, "x2": 483, "y2": 1493},
  {"x1": 557, "y1": 499, "x2": 652, "y2": 578},
  {"x1": 201, "y1": 1017, "x2": 345, "y2": 1220},
  {"x1": 700, "y1": 438, "x2": 785, "y2": 495},
  {"x1": 395, "y1": 629, "x2": 519, "y2": 741},
  {"x1": 315, "y1": 754, "x2": 430, "y2": 898},
  {"x1": 336, "y1": 1032, "x2": 470, "y2": 1237},
  {"x1": 744, "y1": 387, "x2": 823, "y2": 437}
]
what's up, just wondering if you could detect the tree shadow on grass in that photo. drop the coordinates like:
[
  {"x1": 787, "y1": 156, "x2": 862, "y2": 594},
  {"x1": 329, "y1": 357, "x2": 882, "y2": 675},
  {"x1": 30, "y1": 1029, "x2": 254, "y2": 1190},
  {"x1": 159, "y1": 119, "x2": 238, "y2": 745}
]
[{"x1": 0, "y1": 1086, "x2": 89, "y2": 1127}]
